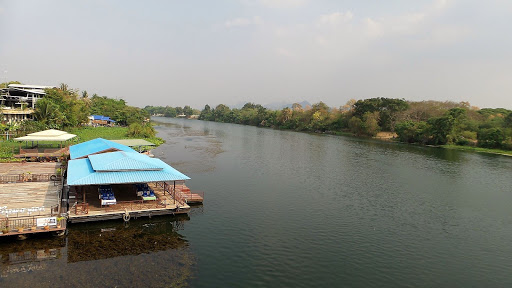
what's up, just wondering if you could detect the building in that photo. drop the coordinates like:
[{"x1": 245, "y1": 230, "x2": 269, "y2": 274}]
[
  {"x1": 87, "y1": 115, "x2": 116, "y2": 126},
  {"x1": 1, "y1": 84, "x2": 56, "y2": 122}
]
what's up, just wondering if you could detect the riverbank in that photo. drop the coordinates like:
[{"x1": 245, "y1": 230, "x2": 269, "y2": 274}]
[
  {"x1": 440, "y1": 144, "x2": 512, "y2": 157},
  {"x1": 0, "y1": 126, "x2": 164, "y2": 162}
]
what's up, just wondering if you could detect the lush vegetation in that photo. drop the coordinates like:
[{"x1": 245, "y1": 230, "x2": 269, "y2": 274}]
[
  {"x1": 192, "y1": 98, "x2": 512, "y2": 151},
  {"x1": 1, "y1": 82, "x2": 164, "y2": 160},
  {"x1": 1, "y1": 83, "x2": 155, "y2": 137},
  {"x1": 144, "y1": 105, "x2": 200, "y2": 117},
  {"x1": 69, "y1": 126, "x2": 164, "y2": 147}
]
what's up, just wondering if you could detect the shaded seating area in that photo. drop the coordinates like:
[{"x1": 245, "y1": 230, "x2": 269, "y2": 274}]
[
  {"x1": 14, "y1": 129, "x2": 76, "y2": 160},
  {"x1": 66, "y1": 138, "x2": 191, "y2": 221},
  {"x1": 134, "y1": 183, "x2": 156, "y2": 201},
  {"x1": 99, "y1": 185, "x2": 116, "y2": 206}
]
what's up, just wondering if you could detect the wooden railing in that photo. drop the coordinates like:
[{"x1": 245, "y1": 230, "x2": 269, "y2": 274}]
[
  {"x1": 0, "y1": 215, "x2": 66, "y2": 233},
  {"x1": 155, "y1": 182, "x2": 187, "y2": 206},
  {"x1": 0, "y1": 173, "x2": 61, "y2": 184},
  {"x1": 104, "y1": 200, "x2": 166, "y2": 212},
  {"x1": 74, "y1": 203, "x2": 89, "y2": 215}
]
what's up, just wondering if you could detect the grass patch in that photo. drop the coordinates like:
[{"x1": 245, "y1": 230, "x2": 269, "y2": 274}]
[
  {"x1": 0, "y1": 141, "x2": 21, "y2": 162},
  {"x1": 0, "y1": 126, "x2": 165, "y2": 160},
  {"x1": 442, "y1": 144, "x2": 512, "y2": 156},
  {"x1": 68, "y1": 126, "x2": 129, "y2": 142}
]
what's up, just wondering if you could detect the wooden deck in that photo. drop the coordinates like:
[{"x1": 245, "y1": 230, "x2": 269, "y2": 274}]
[
  {"x1": 0, "y1": 182, "x2": 61, "y2": 211},
  {"x1": 0, "y1": 162, "x2": 61, "y2": 176},
  {"x1": 0, "y1": 162, "x2": 63, "y2": 237},
  {"x1": 0, "y1": 162, "x2": 62, "y2": 212},
  {"x1": 67, "y1": 183, "x2": 190, "y2": 223},
  {"x1": 174, "y1": 183, "x2": 204, "y2": 204}
]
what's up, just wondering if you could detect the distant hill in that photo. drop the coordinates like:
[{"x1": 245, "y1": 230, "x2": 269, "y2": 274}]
[
  {"x1": 230, "y1": 100, "x2": 311, "y2": 110},
  {"x1": 264, "y1": 100, "x2": 311, "y2": 110}
]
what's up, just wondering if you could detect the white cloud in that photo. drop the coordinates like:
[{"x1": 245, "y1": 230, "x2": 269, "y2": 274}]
[
  {"x1": 225, "y1": 16, "x2": 263, "y2": 28},
  {"x1": 318, "y1": 11, "x2": 353, "y2": 26},
  {"x1": 364, "y1": 17, "x2": 383, "y2": 38}
]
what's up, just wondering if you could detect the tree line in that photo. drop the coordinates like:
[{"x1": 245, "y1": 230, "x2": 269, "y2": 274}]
[
  {"x1": 191, "y1": 98, "x2": 511, "y2": 150},
  {"x1": 144, "y1": 105, "x2": 201, "y2": 118}
]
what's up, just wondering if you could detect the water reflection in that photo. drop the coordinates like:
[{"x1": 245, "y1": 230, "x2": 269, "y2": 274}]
[
  {"x1": 0, "y1": 215, "x2": 195, "y2": 288},
  {"x1": 67, "y1": 215, "x2": 190, "y2": 263},
  {"x1": 0, "y1": 235, "x2": 66, "y2": 279}
]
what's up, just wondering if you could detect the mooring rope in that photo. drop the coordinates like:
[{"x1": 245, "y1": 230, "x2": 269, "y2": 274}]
[{"x1": 123, "y1": 209, "x2": 130, "y2": 222}]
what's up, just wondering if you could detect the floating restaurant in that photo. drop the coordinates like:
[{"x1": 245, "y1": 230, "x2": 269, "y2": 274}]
[
  {"x1": 0, "y1": 135, "x2": 203, "y2": 237},
  {"x1": 66, "y1": 138, "x2": 202, "y2": 223}
]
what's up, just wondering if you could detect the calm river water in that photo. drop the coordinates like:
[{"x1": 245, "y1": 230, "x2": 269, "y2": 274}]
[{"x1": 1, "y1": 117, "x2": 512, "y2": 287}]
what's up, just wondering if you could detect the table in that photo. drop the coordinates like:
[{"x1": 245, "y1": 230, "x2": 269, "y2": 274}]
[{"x1": 101, "y1": 199, "x2": 117, "y2": 206}]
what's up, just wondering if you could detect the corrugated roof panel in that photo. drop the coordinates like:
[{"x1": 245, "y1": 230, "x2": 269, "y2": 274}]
[
  {"x1": 67, "y1": 157, "x2": 190, "y2": 186},
  {"x1": 69, "y1": 138, "x2": 136, "y2": 159},
  {"x1": 89, "y1": 151, "x2": 162, "y2": 171}
]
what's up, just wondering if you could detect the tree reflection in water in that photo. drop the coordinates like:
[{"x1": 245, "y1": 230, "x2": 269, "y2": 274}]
[{"x1": 0, "y1": 215, "x2": 195, "y2": 288}]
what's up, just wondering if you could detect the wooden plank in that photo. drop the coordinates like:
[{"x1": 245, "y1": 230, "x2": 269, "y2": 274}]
[{"x1": 0, "y1": 182, "x2": 61, "y2": 214}]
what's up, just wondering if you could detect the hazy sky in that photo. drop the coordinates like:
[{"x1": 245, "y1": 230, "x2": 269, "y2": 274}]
[{"x1": 1, "y1": 0, "x2": 511, "y2": 109}]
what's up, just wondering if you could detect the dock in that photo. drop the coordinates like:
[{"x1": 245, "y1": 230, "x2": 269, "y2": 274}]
[
  {"x1": 0, "y1": 136, "x2": 205, "y2": 236},
  {"x1": 64, "y1": 138, "x2": 203, "y2": 224},
  {"x1": 0, "y1": 162, "x2": 66, "y2": 237},
  {"x1": 174, "y1": 181, "x2": 204, "y2": 204}
]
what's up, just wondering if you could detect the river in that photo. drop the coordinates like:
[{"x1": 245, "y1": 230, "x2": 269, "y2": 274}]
[{"x1": 1, "y1": 117, "x2": 512, "y2": 287}]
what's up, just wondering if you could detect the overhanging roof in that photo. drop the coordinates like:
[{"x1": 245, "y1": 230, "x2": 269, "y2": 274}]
[
  {"x1": 69, "y1": 138, "x2": 136, "y2": 159},
  {"x1": 111, "y1": 139, "x2": 155, "y2": 147},
  {"x1": 67, "y1": 153, "x2": 190, "y2": 186},
  {"x1": 8, "y1": 84, "x2": 56, "y2": 89},
  {"x1": 14, "y1": 129, "x2": 77, "y2": 142}
]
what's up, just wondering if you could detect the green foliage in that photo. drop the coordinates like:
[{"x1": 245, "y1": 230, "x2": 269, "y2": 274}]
[
  {"x1": 395, "y1": 121, "x2": 429, "y2": 143},
  {"x1": 0, "y1": 140, "x2": 22, "y2": 162},
  {"x1": 90, "y1": 95, "x2": 148, "y2": 126},
  {"x1": 33, "y1": 86, "x2": 89, "y2": 128},
  {"x1": 348, "y1": 116, "x2": 364, "y2": 136},
  {"x1": 145, "y1": 105, "x2": 200, "y2": 118},
  {"x1": 362, "y1": 112, "x2": 381, "y2": 136},
  {"x1": 181, "y1": 98, "x2": 512, "y2": 151},
  {"x1": 127, "y1": 122, "x2": 156, "y2": 138},
  {"x1": 0, "y1": 81, "x2": 21, "y2": 89},
  {"x1": 353, "y1": 97, "x2": 409, "y2": 130},
  {"x1": 477, "y1": 128, "x2": 507, "y2": 148}
]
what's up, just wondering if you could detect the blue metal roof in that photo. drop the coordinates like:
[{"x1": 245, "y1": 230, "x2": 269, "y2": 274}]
[
  {"x1": 92, "y1": 115, "x2": 116, "y2": 122},
  {"x1": 70, "y1": 138, "x2": 136, "y2": 159},
  {"x1": 89, "y1": 151, "x2": 163, "y2": 172},
  {"x1": 67, "y1": 155, "x2": 190, "y2": 186}
]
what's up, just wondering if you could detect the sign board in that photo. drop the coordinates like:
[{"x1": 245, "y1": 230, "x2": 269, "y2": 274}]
[{"x1": 36, "y1": 217, "x2": 57, "y2": 227}]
